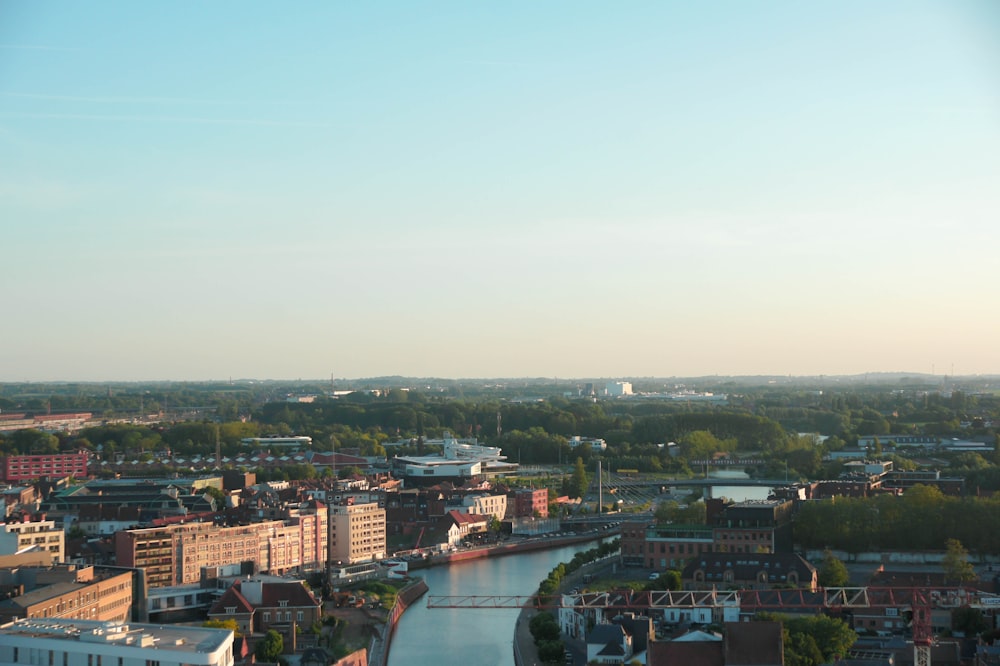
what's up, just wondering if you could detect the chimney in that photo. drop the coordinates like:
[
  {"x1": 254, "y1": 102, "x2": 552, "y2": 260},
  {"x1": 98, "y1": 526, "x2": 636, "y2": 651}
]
[{"x1": 241, "y1": 579, "x2": 263, "y2": 605}]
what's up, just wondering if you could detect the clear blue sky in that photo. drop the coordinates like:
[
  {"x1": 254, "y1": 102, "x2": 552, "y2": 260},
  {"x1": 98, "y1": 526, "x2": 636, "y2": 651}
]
[{"x1": 2, "y1": 1, "x2": 998, "y2": 381}]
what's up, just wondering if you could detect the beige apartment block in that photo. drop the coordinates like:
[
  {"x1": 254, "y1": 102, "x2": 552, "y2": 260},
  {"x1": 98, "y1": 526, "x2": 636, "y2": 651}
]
[
  {"x1": 0, "y1": 519, "x2": 65, "y2": 562},
  {"x1": 116, "y1": 518, "x2": 318, "y2": 588},
  {"x1": 330, "y1": 502, "x2": 386, "y2": 564}
]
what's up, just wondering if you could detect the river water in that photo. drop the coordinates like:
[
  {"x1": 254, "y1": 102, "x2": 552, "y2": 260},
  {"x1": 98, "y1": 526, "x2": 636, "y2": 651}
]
[
  {"x1": 387, "y1": 481, "x2": 767, "y2": 665},
  {"x1": 387, "y1": 540, "x2": 606, "y2": 666}
]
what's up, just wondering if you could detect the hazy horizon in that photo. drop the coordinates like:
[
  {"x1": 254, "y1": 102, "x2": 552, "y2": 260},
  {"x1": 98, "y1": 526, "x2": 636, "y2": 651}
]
[
  {"x1": 2, "y1": 370, "x2": 995, "y2": 387},
  {"x1": 3, "y1": 2, "x2": 998, "y2": 382}
]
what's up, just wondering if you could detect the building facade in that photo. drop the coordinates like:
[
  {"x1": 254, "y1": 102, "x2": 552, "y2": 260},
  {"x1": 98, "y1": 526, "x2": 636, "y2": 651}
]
[
  {"x1": 1, "y1": 454, "x2": 88, "y2": 483},
  {"x1": 0, "y1": 565, "x2": 132, "y2": 624},
  {"x1": 510, "y1": 488, "x2": 548, "y2": 519},
  {"x1": 0, "y1": 519, "x2": 65, "y2": 562},
  {"x1": 115, "y1": 519, "x2": 315, "y2": 589},
  {"x1": 711, "y1": 500, "x2": 794, "y2": 554},
  {"x1": 329, "y1": 502, "x2": 386, "y2": 565}
]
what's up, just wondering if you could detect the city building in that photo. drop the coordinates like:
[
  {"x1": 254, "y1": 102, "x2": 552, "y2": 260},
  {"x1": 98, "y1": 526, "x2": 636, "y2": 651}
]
[
  {"x1": 647, "y1": 621, "x2": 783, "y2": 666},
  {"x1": 239, "y1": 436, "x2": 313, "y2": 449},
  {"x1": 510, "y1": 488, "x2": 548, "y2": 519},
  {"x1": 0, "y1": 618, "x2": 234, "y2": 666},
  {"x1": 389, "y1": 432, "x2": 517, "y2": 486},
  {"x1": 643, "y1": 524, "x2": 714, "y2": 570},
  {"x1": 115, "y1": 519, "x2": 310, "y2": 589},
  {"x1": 605, "y1": 382, "x2": 633, "y2": 397},
  {"x1": 440, "y1": 511, "x2": 489, "y2": 546},
  {"x1": 711, "y1": 500, "x2": 794, "y2": 554},
  {"x1": 329, "y1": 502, "x2": 386, "y2": 565},
  {"x1": 0, "y1": 413, "x2": 93, "y2": 434},
  {"x1": 286, "y1": 500, "x2": 328, "y2": 572},
  {"x1": 208, "y1": 578, "x2": 321, "y2": 637},
  {"x1": 447, "y1": 493, "x2": 507, "y2": 522},
  {"x1": 0, "y1": 519, "x2": 64, "y2": 562},
  {"x1": 1, "y1": 454, "x2": 88, "y2": 483},
  {"x1": 681, "y1": 553, "x2": 817, "y2": 591},
  {"x1": 0, "y1": 565, "x2": 133, "y2": 624},
  {"x1": 568, "y1": 437, "x2": 607, "y2": 452}
]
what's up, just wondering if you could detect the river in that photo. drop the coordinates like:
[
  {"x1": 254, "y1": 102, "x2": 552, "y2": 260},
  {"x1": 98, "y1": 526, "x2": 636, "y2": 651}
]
[{"x1": 387, "y1": 540, "x2": 607, "y2": 666}]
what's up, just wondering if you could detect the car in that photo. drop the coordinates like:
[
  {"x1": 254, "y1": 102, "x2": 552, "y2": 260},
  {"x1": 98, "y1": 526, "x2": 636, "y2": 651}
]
[{"x1": 648, "y1": 572, "x2": 660, "y2": 581}]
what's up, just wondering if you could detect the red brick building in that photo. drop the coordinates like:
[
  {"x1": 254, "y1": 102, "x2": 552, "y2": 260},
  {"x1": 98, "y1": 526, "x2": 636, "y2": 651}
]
[
  {"x1": 510, "y1": 488, "x2": 548, "y2": 519},
  {"x1": 2, "y1": 453, "x2": 88, "y2": 483}
]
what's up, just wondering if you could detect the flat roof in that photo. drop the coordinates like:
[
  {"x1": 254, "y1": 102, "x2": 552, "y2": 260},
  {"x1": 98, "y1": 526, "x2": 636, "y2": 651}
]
[{"x1": 0, "y1": 619, "x2": 231, "y2": 653}]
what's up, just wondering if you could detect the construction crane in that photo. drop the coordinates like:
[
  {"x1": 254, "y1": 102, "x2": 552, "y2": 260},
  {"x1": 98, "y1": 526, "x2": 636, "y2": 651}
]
[{"x1": 429, "y1": 585, "x2": 987, "y2": 666}]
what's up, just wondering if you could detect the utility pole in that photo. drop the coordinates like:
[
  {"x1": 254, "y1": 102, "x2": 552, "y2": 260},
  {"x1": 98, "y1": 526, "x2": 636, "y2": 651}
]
[{"x1": 597, "y1": 460, "x2": 603, "y2": 515}]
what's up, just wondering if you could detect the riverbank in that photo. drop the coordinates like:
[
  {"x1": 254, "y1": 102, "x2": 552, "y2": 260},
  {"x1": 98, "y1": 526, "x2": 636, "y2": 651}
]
[
  {"x1": 367, "y1": 578, "x2": 428, "y2": 666},
  {"x1": 409, "y1": 528, "x2": 618, "y2": 571},
  {"x1": 513, "y1": 554, "x2": 620, "y2": 666}
]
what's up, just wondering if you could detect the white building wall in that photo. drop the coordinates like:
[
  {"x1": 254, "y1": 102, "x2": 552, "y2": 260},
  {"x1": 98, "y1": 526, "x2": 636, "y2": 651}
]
[{"x1": 0, "y1": 621, "x2": 233, "y2": 666}]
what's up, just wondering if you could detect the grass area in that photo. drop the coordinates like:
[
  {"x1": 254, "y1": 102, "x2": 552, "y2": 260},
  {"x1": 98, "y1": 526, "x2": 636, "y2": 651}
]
[
  {"x1": 359, "y1": 580, "x2": 402, "y2": 608},
  {"x1": 580, "y1": 578, "x2": 647, "y2": 592}
]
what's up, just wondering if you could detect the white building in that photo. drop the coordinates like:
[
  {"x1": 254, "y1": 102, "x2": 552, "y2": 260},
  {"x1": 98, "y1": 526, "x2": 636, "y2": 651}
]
[
  {"x1": 605, "y1": 382, "x2": 632, "y2": 397},
  {"x1": 0, "y1": 520, "x2": 64, "y2": 562},
  {"x1": 568, "y1": 437, "x2": 607, "y2": 452},
  {"x1": 0, "y1": 619, "x2": 233, "y2": 666},
  {"x1": 450, "y1": 493, "x2": 507, "y2": 521},
  {"x1": 390, "y1": 432, "x2": 517, "y2": 482},
  {"x1": 240, "y1": 436, "x2": 313, "y2": 449}
]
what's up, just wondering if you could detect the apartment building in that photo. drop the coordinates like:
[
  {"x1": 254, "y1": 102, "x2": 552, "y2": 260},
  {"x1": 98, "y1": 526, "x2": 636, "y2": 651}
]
[
  {"x1": 0, "y1": 565, "x2": 133, "y2": 624},
  {"x1": 452, "y1": 493, "x2": 507, "y2": 522},
  {"x1": 115, "y1": 518, "x2": 312, "y2": 589},
  {"x1": 286, "y1": 500, "x2": 328, "y2": 572},
  {"x1": 711, "y1": 500, "x2": 794, "y2": 554},
  {"x1": 510, "y1": 488, "x2": 549, "y2": 519},
  {"x1": 0, "y1": 519, "x2": 65, "y2": 562},
  {"x1": 1, "y1": 453, "x2": 88, "y2": 483},
  {"x1": 329, "y1": 502, "x2": 386, "y2": 565}
]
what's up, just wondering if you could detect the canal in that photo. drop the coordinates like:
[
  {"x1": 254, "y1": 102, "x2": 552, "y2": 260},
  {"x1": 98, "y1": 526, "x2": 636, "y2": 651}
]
[{"x1": 387, "y1": 540, "x2": 609, "y2": 666}]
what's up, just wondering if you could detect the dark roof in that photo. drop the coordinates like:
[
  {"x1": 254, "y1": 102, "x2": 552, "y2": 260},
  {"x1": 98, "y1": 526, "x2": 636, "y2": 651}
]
[
  {"x1": 259, "y1": 581, "x2": 320, "y2": 608},
  {"x1": 588, "y1": 622, "x2": 627, "y2": 653},
  {"x1": 725, "y1": 621, "x2": 784, "y2": 666},
  {"x1": 648, "y1": 640, "x2": 724, "y2": 666},
  {"x1": 299, "y1": 647, "x2": 329, "y2": 666},
  {"x1": 683, "y1": 553, "x2": 815, "y2": 584}
]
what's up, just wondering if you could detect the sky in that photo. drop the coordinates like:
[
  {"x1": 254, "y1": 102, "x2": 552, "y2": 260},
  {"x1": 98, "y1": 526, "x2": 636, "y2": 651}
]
[{"x1": 1, "y1": 1, "x2": 999, "y2": 382}]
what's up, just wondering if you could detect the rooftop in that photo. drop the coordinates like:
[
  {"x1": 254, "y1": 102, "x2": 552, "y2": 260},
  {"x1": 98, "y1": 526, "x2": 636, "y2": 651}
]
[{"x1": 0, "y1": 618, "x2": 231, "y2": 653}]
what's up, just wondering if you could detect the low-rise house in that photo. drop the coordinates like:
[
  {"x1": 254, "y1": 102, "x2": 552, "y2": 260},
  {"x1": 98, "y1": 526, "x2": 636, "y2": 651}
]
[
  {"x1": 439, "y1": 511, "x2": 489, "y2": 546},
  {"x1": 208, "y1": 578, "x2": 320, "y2": 637},
  {"x1": 587, "y1": 622, "x2": 632, "y2": 665}
]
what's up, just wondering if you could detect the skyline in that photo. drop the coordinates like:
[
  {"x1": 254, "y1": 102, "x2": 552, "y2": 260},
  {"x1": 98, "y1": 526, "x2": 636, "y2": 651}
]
[{"x1": 2, "y1": 2, "x2": 999, "y2": 382}]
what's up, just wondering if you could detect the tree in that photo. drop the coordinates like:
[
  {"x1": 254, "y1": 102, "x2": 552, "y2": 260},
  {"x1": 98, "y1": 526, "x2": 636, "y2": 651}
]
[
  {"x1": 942, "y1": 538, "x2": 976, "y2": 584},
  {"x1": 758, "y1": 613, "x2": 855, "y2": 666},
  {"x1": 202, "y1": 618, "x2": 240, "y2": 636},
  {"x1": 644, "y1": 570, "x2": 682, "y2": 591},
  {"x1": 818, "y1": 550, "x2": 849, "y2": 587},
  {"x1": 255, "y1": 630, "x2": 284, "y2": 662},
  {"x1": 568, "y1": 457, "x2": 588, "y2": 499},
  {"x1": 952, "y1": 606, "x2": 989, "y2": 635},
  {"x1": 529, "y1": 611, "x2": 561, "y2": 642}
]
